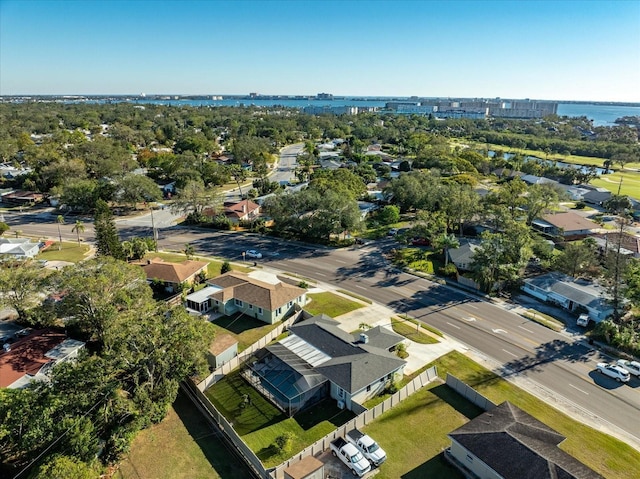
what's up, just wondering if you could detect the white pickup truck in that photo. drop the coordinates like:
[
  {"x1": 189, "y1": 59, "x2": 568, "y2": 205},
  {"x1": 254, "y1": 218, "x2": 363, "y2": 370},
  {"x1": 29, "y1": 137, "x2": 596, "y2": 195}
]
[
  {"x1": 346, "y1": 429, "x2": 387, "y2": 467},
  {"x1": 330, "y1": 437, "x2": 371, "y2": 477}
]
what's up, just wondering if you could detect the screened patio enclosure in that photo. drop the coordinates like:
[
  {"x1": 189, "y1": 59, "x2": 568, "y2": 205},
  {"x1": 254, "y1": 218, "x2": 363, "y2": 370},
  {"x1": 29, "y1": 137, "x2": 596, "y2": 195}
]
[{"x1": 242, "y1": 335, "x2": 330, "y2": 416}]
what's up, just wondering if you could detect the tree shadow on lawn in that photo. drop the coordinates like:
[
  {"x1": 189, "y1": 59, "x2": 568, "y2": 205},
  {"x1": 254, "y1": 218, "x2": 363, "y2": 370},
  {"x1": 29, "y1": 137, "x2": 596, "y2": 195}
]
[
  {"x1": 401, "y1": 452, "x2": 464, "y2": 479},
  {"x1": 429, "y1": 384, "x2": 484, "y2": 421},
  {"x1": 173, "y1": 391, "x2": 255, "y2": 479}
]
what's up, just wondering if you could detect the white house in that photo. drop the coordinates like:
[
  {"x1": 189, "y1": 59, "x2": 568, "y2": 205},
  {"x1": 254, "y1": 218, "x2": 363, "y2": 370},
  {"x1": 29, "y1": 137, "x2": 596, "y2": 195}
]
[
  {"x1": 0, "y1": 238, "x2": 41, "y2": 259},
  {"x1": 522, "y1": 272, "x2": 613, "y2": 322}
]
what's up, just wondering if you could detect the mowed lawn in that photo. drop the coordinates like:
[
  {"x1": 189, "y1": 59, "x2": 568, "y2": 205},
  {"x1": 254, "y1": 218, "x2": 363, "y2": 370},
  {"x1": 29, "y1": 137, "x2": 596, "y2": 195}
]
[
  {"x1": 209, "y1": 314, "x2": 281, "y2": 352},
  {"x1": 37, "y1": 241, "x2": 90, "y2": 263},
  {"x1": 205, "y1": 370, "x2": 355, "y2": 467},
  {"x1": 591, "y1": 169, "x2": 640, "y2": 198},
  {"x1": 305, "y1": 291, "x2": 365, "y2": 317},
  {"x1": 116, "y1": 392, "x2": 253, "y2": 479},
  {"x1": 379, "y1": 351, "x2": 639, "y2": 479}
]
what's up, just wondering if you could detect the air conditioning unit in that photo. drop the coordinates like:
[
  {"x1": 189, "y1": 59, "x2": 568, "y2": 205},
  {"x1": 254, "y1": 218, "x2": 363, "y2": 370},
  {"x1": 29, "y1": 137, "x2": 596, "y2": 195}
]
[{"x1": 337, "y1": 400, "x2": 345, "y2": 410}]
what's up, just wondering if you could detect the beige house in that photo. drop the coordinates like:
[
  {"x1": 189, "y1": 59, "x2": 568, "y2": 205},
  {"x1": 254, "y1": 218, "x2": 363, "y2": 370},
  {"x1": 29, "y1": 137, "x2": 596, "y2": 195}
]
[
  {"x1": 186, "y1": 271, "x2": 306, "y2": 324},
  {"x1": 224, "y1": 199, "x2": 261, "y2": 223},
  {"x1": 141, "y1": 258, "x2": 208, "y2": 293}
]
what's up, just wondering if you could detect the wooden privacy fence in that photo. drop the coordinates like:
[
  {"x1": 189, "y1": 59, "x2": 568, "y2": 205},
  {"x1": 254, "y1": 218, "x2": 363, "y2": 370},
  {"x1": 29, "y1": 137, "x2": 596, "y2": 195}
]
[
  {"x1": 267, "y1": 365, "x2": 439, "y2": 479},
  {"x1": 445, "y1": 373, "x2": 496, "y2": 411}
]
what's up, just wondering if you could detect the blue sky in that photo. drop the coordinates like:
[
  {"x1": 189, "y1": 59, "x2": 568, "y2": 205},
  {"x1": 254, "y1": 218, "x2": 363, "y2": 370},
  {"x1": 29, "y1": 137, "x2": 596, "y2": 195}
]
[{"x1": 1, "y1": 0, "x2": 639, "y2": 101}]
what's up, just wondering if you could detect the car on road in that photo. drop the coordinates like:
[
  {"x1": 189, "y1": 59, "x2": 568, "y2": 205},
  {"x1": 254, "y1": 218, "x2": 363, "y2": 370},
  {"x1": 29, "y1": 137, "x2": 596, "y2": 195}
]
[
  {"x1": 244, "y1": 250, "x2": 262, "y2": 259},
  {"x1": 354, "y1": 238, "x2": 372, "y2": 246},
  {"x1": 596, "y1": 362, "x2": 630, "y2": 382},
  {"x1": 616, "y1": 359, "x2": 640, "y2": 377},
  {"x1": 387, "y1": 228, "x2": 399, "y2": 236}
]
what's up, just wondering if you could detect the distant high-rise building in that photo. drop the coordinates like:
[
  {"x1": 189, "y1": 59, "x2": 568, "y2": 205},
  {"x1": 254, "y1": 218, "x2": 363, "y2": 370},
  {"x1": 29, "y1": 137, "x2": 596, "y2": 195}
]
[
  {"x1": 249, "y1": 92, "x2": 259, "y2": 98},
  {"x1": 316, "y1": 92, "x2": 334, "y2": 100}
]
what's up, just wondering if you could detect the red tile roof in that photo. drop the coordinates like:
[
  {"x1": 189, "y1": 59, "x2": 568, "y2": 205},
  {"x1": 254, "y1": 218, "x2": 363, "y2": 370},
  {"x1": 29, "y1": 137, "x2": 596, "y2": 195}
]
[{"x1": 0, "y1": 329, "x2": 66, "y2": 388}]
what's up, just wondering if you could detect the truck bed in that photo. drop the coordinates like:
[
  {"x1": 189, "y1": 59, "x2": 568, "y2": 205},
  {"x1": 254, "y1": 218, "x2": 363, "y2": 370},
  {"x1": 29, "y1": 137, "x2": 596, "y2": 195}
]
[
  {"x1": 331, "y1": 437, "x2": 348, "y2": 449},
  {"x1": 347, "y1": 429, "x2": 365, "y2": 442}
]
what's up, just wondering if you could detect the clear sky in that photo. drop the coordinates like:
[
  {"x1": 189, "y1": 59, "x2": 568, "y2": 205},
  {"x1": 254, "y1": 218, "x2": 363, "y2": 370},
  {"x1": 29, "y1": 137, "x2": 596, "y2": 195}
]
[{"x1": 1, "y1": 0, "x2": 639, "y2": 102}]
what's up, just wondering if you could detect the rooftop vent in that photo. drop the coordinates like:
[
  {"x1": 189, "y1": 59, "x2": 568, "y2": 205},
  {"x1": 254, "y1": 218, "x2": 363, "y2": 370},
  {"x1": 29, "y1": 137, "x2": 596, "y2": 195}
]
[{"x1": 360, "y1": 333, "x2": 369, "y2": 344}]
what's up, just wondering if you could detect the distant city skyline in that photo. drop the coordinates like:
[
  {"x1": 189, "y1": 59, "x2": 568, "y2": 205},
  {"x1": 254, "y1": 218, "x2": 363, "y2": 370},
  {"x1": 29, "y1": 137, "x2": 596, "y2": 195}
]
[{"x1": 1, "y1": 1, "x2": 639, "y2": 102}]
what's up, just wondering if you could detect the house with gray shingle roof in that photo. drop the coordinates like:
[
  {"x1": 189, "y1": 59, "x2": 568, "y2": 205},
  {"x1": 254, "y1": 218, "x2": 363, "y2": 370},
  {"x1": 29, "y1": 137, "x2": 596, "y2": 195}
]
[
  {"x1": 522, "y1": 272, "x2": 613, "y2": 322},
  {"x1": 245, "y1": 314, "x2": 405, "y2": 415},
  {"x1": 186, "y1": 271, "x2": 307, "y2": 324},
  {"x1": 447, "y1": 401, "x2": 603, "y2": 479}
]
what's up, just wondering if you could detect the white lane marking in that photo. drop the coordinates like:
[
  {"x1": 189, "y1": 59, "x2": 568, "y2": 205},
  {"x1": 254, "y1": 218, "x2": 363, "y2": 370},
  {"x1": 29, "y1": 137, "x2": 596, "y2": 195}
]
[
  {"x1": 518, "y1": 325, "x2": 534, "y2": 334},
  {"x1": 335, "y1": 260, "x2": 347, "y2": 264},
  {"x1": 467, "y1": 305, "x2": 479, "y2": 309},
  {"x1": 446, "y1": 322, "x2": 461, "y2": 330},
  {"x1": 492, "y1": 328, "x2": 508, "y2": 334},
  {"x1": 354, "y1": 285, "x2": 367, "y2": 290},
  {"x1": 569, "y1": 384, "x2": 589, "y2": 395},
  {"x1": 463, "y1": 317, "x2": 477, "y2": 322},
  {"x1": 314, "y1": 272, "x2": 327, "y2": 277},
  {"x1": 502, "y1": 349, "x2": 518, "y2": 357}
]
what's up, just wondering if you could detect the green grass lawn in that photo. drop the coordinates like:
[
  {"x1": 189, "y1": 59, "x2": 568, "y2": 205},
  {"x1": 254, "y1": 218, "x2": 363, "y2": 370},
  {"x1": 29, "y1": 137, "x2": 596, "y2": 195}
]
[
  {"x1": 205, "y1": 370, "x2": 355, "y2": 467},
  {"x1": 392, "y1": 247, "x2": 437, "y2": 274},
  {"x1": 391, "y1": 318, "x2": 439, "y2": 344},
  {"x1": 116, "y1": 392, "x2": 253, "y2": 479},
  {"x1": 37, "y1": 242, "x2": 90, "y2": 263},
  {"x1": 209, "y1": 313, "x2": 280, "y2": 352},
  {"x1": 305, "y1": 291, "x2": 365, "y2": 317},
  {"x1": 523, "y1": 309, "x2": 565, "y2": 332},
  {"x1": 591, "y1": 169, "x2": 640, "y2": 199}
]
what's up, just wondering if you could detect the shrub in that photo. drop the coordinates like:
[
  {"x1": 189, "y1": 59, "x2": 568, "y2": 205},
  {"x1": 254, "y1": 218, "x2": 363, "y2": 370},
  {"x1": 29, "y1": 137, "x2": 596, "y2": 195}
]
[
  {"x1": 574, "y1": 201, "x2": 587, "y2": 209},
  {"x1": 298, "y1": 280, "x2": 309, "y2": 289},
  {"x1": 440, "y1": 263, "x2": 458, "y2": 277},
  {"x1": 273, "y1": 432, "x2": 295, "y2": 454},
  {"x1": 221, "y1": 260, "x2": 231, "y2": 274}
]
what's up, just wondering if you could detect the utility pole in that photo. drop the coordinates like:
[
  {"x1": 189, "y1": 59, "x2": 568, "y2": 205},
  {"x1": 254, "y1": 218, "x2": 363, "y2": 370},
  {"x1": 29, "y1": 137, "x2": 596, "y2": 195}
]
[{"x1": 149, "y1": 206, "x2": 158, "y2": 251}]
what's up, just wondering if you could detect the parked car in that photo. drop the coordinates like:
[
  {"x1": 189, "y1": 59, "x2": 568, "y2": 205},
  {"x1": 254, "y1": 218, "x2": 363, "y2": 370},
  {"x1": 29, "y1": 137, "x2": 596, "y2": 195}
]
[
  {"x1": 387, "y1": 228, "x2": 398, "y2": 236},
  {"x1": 596, "y1": 362, "x2": 630, "y2": 382},
  {"x1": 355, "y1": 238, "x2": 371, "y2": 246},
  {"x1": 244, "y1": 250, "x2": 262, "y2": 259},
  {"x1": 616, "y1": 359, "x2": 640, "y2": 377},
  {"x1": 346, "y1": 429, "x2": 387, "y2": 467},
  {"x1": 411, "y1": 237, "x2": 430, "y2": 246},
  {"x1": 576, "y1": 314, "x2": 590, "y2": 327},
  {"x1": 330, "y1": 437, "x2": 371, "y2": 477}
]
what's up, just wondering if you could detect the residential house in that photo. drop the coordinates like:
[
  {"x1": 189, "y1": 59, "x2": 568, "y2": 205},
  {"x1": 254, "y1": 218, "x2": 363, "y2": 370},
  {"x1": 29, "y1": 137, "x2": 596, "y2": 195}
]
[
  {"x1": 245, "y1": 313, "x2": 406, "y2": 415},
  {"x1": 532, "y1": 212, "x2": 600, "y2": 240},
  {"x1": 594, "y1": 232, "x2": 640, "y2": 258},
  {"x1": 521, "y1": 174, "x2": 558, "y2": 186},
  {"x1": 223, "y1": 199, "x2": 261, "y2": 223},
  {"x1": 141, "y1": 258, "x2": 208, "y2": 293},
  {"x1": 207, "y1": 334, "x2": 238, "y2": 369},
  {"x1": 0, "y1": 329, "x2": 85, "y2": 389},
  {"x1": 522, "y1": 272, "x2": 613, "y2": 322},
  {"x1": 447, "y1": 240, "x2": 481, "y2": 271},
  {"x1": 0, "y1": 190, "x2": 44, "y2": 206},
  {"x1": 185, "y1": 271, "x2": 307, "y2": 324},
  {"x1": 582, "y1": 188, "x2": 612, "y2": 206},
  {"x1": 447, "y1": 401, "x2": 602, "y2": 479},
  {"x1": 0, "y1": 238, "x2": 41, "y2": 259}
]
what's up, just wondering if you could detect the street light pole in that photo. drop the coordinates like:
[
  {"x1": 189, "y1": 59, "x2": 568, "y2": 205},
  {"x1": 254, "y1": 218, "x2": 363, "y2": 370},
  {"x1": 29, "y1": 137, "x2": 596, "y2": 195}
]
[{"x1": 149, "y1": 206, "x2": 158, "y2": 251}]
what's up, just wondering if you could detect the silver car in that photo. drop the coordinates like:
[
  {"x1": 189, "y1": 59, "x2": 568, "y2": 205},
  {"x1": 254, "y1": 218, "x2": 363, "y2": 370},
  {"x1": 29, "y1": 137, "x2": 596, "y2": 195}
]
[
  {"x1": 596, "y1": 362, "x2": 630, "y2": 383},
  {"x1": 616, "y1": 359, "x2": 640, "y2": 377}
]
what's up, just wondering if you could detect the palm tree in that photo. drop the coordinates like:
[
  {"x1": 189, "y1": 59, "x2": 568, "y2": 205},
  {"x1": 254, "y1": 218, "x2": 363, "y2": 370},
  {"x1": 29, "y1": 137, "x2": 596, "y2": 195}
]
[
  {"x1": 184, "y1": 243, "x2": 195, "y2": 260},
  {"x1": 56, "y1": 215, "x2": 64, "y2": 250},
  {"x1": 435, "y1": 233, "x2": 460, "y2": 266},
  {"x1": 71, "y1": 220, "x2": 85, "y2": 244}
]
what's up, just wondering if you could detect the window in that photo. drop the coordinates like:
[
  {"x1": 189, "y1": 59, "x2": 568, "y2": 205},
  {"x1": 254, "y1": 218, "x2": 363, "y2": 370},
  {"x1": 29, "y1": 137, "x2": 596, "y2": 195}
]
[
  {"x1": 338, "y1": 387, "x2": 345, "y2": 398},
  {"x1": 466, "y1": 454, "x2": 473, "y2": 463},
  {"x1": 277, "y1": 307, "x2": 282, "y2": 315},
  {"x1": 249, "y1": 304, "x2": 253, "y2": 310},
  {"x1": 258, "y1": 307, "x2": 263, "y2": 314},
  {"x1": 288, "y1": 301, "x2": 293, "y2": 307},
  {"x1": 366, "y1": 385, "x2": 371, "y2": 392},
  {"x1": 235, "y1": 299, "x2": 243, "y2": 307},
  {"x1": 387, "y1": 373, "x2": 392, "y2": 380}
]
